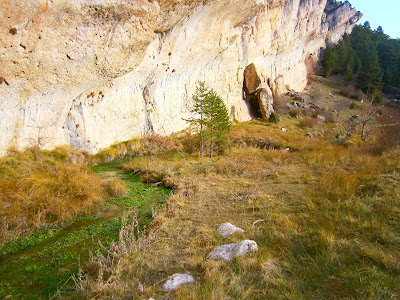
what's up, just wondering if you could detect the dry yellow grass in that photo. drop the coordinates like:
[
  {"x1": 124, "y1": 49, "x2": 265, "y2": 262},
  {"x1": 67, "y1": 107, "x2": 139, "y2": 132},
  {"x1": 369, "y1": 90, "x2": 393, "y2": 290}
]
[
  {"x1": 75, "y1": 118, "x2": 400, "y2": 298},
  {"x1": 0, "y1": 147, "x2": 105, "y2": 246},
  {"x1": 106, "y1": 178, "x2": 129, "y2": 197}
]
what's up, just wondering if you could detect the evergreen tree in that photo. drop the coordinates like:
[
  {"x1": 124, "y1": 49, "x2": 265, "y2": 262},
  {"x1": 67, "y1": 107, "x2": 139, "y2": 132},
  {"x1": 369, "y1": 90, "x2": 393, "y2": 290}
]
[
  {"x1": 318, "y1": 22, "x2": 400, "y2": 99},
  {"x1": 204, "y1": 89, "x2": 231, "y2": 157},
  {"x1": 321, "y1": 46, "x2": 336, "y2": 77},
  {"x1": 184, "y1": 82, "x2": 231, "y2": 157},
  {"x1": 357, "y1": 40, "x2": 383, "y2": 98},
  {"x1": 184, "y1": 82, "x2": 209, "y2": 158}
]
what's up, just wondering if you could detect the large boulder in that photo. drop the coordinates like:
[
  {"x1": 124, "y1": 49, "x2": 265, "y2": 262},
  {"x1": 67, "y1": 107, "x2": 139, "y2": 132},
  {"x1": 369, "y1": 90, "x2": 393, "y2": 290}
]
[
  {"x1": 256, "y1": 88, "x2": 274, "y2": 120},
  {"x1": 244, "y1": 63, "x2": 261, "y2": 95}
]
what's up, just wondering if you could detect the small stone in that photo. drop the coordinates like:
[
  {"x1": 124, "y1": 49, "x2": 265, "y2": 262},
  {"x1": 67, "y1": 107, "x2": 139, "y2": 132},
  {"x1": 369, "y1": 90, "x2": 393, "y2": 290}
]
[
  {"x1": 216, "y1": 222, "x2": 244, "y2": 238},
  {"x1": 281, "y1": 128, "x2": 287, "y2": 132},
  {"x1": 208, "y1": 240, "x2": 258, "y2": 262},
  {"x1": 70, "y1": 152, "x2": 77, "y2": 164},
  {"x1": 162, "y1": 273, "x2": 195, "y2": 292},
  {"x1": 283, "y1": 148, "x2": 290, "y2": 152},
  {"x1": 305, "y1": 132, "x2": 314, "y2": 138}
]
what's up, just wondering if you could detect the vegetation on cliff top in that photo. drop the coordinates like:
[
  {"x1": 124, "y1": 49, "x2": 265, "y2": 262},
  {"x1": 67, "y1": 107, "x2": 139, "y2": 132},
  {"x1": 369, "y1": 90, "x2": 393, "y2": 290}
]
[{"x1": 321, "y1": 22, "x2": 400, "y2": 99}]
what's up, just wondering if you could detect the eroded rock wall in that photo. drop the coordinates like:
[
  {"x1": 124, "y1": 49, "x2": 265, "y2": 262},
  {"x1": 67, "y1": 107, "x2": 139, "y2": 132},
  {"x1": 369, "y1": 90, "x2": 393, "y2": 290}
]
[{"x1": 0, "y1": 0, "x2": 361, "y2": 155}]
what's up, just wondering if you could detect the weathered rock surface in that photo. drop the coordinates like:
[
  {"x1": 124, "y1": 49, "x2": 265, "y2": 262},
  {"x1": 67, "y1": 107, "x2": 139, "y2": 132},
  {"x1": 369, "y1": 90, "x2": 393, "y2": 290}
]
[
  {"x1": 217, "y1": 222, "x2": 245, "y2": 238},
  {"x1": 208, "y1": 240, "x2": 258, "y2": 262},
  {"x1": 244, "y1": 64, "x2": 261, "y2": 95},
  {"x1": 162, "y1": 273, "x2": 195, "y2": 292},
  {"x1": 0, "y1": 0, "x2": 362, "y2": 155},
  {"x1": 256, "y1": 88, "x2": 274, "y2": 120}
]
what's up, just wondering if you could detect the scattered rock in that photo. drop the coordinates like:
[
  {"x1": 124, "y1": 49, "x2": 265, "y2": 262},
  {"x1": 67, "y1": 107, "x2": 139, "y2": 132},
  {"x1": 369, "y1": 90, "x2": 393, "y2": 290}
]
[
  {"x1": 162, "y1": 273, "x2": 195, "y2": 292},
  {"x1": 305, "y1": 132, "x2": 314, "y2": 138},
  {"x1": 217, "y1": 223, "x2": 245, "y2": 238},
  {"x1": 281, "y1": 128, "x2": 287, "y2": 132},
  {"x1": 329, "y1": 92, "x2": 336, "y2": 98},
  {"x1": 70, "y1": 152, "x2": 77, "y2": 164},
  {"x1": 287, "y1": 91, "x2": 310, "y2": 102},
  {"x1": 283, "y1": 148, "x2": 290, "y2": 152},
  {"x1": 317, "y1": 115, "x2": 326, "y2": 122},
  {"x1": 286, "y1": 103, "x2": 295, "y2": 110},
  {"x1": 208, "y1": 240, "x2": 258, "y2": 262}
]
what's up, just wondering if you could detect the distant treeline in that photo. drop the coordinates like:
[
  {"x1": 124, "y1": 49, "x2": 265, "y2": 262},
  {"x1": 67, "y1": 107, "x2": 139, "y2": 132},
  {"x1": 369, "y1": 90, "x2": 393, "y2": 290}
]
[{"x1": 321, "y1": 22, "x2": 400, "y2": 99}]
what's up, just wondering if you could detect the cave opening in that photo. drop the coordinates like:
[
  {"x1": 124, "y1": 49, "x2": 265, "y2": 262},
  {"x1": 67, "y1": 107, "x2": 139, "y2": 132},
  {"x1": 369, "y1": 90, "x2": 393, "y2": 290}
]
[{"x1": 245, "y1": 89, "x2": 262, "y2": 119}]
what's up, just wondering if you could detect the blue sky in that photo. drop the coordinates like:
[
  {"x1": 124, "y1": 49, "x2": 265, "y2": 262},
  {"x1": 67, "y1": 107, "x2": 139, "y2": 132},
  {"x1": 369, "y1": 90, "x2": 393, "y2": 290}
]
[{"x1": 348, "y1": 0, "x2": 399, "y2": 39}]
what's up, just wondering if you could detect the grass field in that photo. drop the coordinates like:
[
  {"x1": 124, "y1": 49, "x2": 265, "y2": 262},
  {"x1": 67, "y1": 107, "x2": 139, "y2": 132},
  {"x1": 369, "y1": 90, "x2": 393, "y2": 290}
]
[{"x1": 75, "y1": 115, "x2": 400, "y2": 298}]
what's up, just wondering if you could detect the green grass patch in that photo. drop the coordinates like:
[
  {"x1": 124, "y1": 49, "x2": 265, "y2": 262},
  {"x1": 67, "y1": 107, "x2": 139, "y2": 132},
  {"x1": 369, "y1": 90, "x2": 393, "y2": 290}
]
[{"x1": 0, "y1": 157, "x2": 171, "y2": 299}]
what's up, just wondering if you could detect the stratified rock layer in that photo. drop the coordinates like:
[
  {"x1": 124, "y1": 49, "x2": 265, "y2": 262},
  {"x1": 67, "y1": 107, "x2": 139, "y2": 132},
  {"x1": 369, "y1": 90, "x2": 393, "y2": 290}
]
[{"x1": 0, "y1": 0, "x2": 362, "y2": 155}]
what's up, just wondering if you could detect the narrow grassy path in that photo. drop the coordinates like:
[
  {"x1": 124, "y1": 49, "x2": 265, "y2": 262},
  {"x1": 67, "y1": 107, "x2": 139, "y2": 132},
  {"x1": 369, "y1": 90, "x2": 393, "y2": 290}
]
[{"x1": 0, "y1": 159, "x2": 171, "y2": 299}]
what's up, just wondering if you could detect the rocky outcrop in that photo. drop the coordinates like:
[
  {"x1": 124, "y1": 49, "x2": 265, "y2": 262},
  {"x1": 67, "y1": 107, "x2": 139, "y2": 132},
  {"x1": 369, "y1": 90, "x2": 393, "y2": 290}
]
[{"x1": 0, "y1": 0, "x2": 362, "y2": 155}]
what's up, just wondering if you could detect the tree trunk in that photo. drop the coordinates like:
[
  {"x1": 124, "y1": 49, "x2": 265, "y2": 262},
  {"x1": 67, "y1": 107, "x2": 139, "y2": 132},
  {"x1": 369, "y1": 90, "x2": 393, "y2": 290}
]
[
  {"x1": 200, "y1": 113, "x2": 204, "y2": 158},
  {"x1": 210, "y1": 127, "x2": 214, "y2": 158},
  {"x1": 361, "y1": 123, "x2": 366, "y2": 141}
]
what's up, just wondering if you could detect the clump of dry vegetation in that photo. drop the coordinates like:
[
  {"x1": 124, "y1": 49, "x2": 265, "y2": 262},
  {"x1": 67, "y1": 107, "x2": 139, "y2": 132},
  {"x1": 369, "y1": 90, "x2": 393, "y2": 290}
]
[
  {"x1": 106, "y1": 179, "x2": 129, "y2": 197},
  {"x1": 0, "y1": 147, "x2": 104, "y2": 246},
  {"x1": 94, "y1": 134, "x2": 183, "y2": 164},
  {"x1": 299, "y1": 116, "x2": 319, "y2": 128}
]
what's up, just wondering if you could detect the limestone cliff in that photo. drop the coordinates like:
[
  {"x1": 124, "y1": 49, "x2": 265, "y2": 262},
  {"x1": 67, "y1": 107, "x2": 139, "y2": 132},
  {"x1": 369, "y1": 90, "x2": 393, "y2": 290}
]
[{"x1": 0, "y1": 0, "x2": 361, "y2": 155}]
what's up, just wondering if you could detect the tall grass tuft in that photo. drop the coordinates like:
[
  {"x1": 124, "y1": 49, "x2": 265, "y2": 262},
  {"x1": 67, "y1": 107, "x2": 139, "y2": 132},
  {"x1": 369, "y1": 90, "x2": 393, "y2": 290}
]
[{"x1": 0, "y1": 147, "x2": 104, "y2": 246}]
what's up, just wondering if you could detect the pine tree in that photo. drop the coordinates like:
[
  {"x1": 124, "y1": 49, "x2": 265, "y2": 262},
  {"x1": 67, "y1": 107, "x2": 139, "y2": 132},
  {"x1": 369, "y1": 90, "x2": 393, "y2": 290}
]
[
  {"x1": 184, "y1": 82, "x2": 231, "y2": 158},
  {"x1": 321, "y1": 46, "x2": 336, "y2": 77},
  {"x1": 204, "y1": 89, "x2": 231, "y2": 157},
  {"x1": 184, "y1": 82, "x2": 209, "y2": 158},
  {"x1": 357, "y1": 40, "x2": 383, "y2": 99}
]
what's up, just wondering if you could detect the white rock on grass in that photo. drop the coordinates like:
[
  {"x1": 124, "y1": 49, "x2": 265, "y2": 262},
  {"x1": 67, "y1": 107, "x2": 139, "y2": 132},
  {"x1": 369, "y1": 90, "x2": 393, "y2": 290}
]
[
  {"x1": 162, "y1": 273, "x2": 195, "y2": 292},
  {"x1": 217, "y1": 222, "x2": 245, "y2": 238},
  {"x1": 208, "y1": 240, "x2": 258, "y2": 262}
]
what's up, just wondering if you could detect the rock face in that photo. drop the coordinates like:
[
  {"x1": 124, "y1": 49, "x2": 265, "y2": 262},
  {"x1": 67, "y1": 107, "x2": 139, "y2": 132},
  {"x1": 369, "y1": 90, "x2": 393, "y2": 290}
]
[
  {"x1": 162, "y1": 273, "x2": 195, "y2": 292},
  {"x1": 208, "y1": 240, "x2": 258, "y2": 262},
  {"x1": 0, "y1": 0, "x2": 362, "y2": 155}
]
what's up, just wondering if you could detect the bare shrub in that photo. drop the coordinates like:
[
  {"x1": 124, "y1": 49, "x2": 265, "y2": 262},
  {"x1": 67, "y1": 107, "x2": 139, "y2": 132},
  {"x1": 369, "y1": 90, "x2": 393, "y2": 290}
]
[
  {"x1": 374, "y1": 109, "x2": 400, "y2": 153},
  {"x1": 340, "y1": 85, "x2": 363, "y2": 100},
  {"x1": 289, "y1": 107, "x2": 304, "y2": 118},
  {"x1": 273, "y1": 95, "x2": 289, "y2": 115},
  {"x1": 300, "y1": 117, "x2": 319, "y2": 128}
]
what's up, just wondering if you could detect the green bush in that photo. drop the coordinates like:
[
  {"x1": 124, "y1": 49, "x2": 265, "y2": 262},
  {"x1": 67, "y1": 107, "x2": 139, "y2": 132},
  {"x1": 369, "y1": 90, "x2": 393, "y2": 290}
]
[
  {"x1": 269, "y1": 111, "x2": 280, "y2": 123},
  {"x1": 373, "y1": 94, "x2": 384, "y2": 106},
  {"x1": 349, "y1": 102, "x2": 358, "y2": 109}
]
